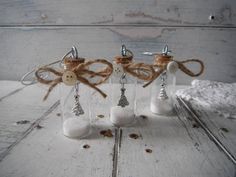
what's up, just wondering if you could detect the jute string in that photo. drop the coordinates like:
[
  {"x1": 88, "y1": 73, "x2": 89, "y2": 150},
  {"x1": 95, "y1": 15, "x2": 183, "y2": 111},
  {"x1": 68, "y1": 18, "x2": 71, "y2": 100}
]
[
  {"x1": 115, "y1": 53, "x2": 204, "y2": 87},
  {"x1": 35, "y1": 58, "x2": 113, "y2": 100}
]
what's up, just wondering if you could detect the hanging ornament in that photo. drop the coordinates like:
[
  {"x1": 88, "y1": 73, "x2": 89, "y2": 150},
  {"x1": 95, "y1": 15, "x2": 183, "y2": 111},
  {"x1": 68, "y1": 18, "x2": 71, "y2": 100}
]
[{"x1": 72, "y1": 84, "x2": 85, "y2": 116}]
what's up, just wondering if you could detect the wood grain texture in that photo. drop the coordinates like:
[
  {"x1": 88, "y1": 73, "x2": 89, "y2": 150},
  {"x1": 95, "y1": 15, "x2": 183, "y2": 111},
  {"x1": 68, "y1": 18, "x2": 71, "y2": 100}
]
[
  {"x1": 0, "y1": 83, "x2": 58, "y2": 159},
  {"x1": 0, "y1": 0, "x2": 235, "y2": 26},
  {"x1": 1, "y1": 27, "x2": 236, "y2": 84},
  {"x1": 0, "y1": 82, "x2": 234, "y2": 177},
  {"x1": 117, "y1": 111, "x2": 235, "y2": 177},
  {"x1": 0, "y1": 80, "x2": 25, "y2": 100},
  {"x1": 0, "y1": 107, "x2": 115, "y2": 177},
  {"x1": 187, "y1": 103, "x2": 236, "y2": 160},
  {"x1": 0, "y1": 82, "x2": 115, "y2": 177}
]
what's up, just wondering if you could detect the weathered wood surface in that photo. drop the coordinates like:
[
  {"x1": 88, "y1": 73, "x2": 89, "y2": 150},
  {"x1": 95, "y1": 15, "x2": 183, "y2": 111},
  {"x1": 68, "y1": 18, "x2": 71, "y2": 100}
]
[
  {"x1": 184, "y1": 102, "x2": 236, "y2": 160},
  {"x1": 0, "y1": 81, "x2": 115, "y2": 177},
  {"x1": 0, "y1": 82, "x2": 234, "y2": 177},
  {"x1": 0, "y1": 83, "x2": 58, "y2": 159},
  {"x1": 1, "y1": 27, "x2": 236, "y2": 83},
  {"x1": 0, "y1": 0, "x2": 235, "y2": 26},
  {"x1": 0, "y1": 80, "x2": 25, "y2": 100}
]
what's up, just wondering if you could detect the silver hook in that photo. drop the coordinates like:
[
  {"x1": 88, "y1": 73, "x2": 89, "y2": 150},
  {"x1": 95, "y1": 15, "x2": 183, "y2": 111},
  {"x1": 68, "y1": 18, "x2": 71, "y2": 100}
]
[
  {"x1": 121, "y1": 44, "x2": 133, "y2": 57},
  {"x1": 21, "y1": 46, "x2": 79, "y2": 85},
  {"x1": 162, "y1": 45, "x2": 171, "y2": 55},
  {"x1": 60, "y1": 46, "x2": 80, "y2": 67},
  {"x1": 71, "y1": 46, "x2": 78, "y2": 59},
  {"x1": 142, "y1": 44, "x2": 171, "y2": 56},
  {"x1": 121, "y1": 45, "x2": 126, "y2": 56}
]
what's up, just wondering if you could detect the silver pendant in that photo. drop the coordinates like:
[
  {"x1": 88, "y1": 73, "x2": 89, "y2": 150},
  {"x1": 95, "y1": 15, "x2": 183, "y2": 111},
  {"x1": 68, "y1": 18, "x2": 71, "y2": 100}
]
[
  {"x1": 118, "y1": 87, "x2": 129, "y2": 107},
  {"x1": 158, "y1": 71, "x2": 168, "y2": 100},
  {"x1": 72, "y1": 83, "x2": 84, "y2": 116},
  {"x1": 117, "y1": 73, "x2": 129, "y2": 107}
]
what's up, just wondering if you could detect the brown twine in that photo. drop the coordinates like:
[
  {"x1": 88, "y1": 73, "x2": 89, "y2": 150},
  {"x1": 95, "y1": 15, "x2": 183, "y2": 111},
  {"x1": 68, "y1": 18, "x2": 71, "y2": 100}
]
[
  {"x1": 114, "y1": 53, "x2": 204, "y2": 88},
  {"x1": 142, "y1": 54, "x2": 205, "y2": 87},
  {"x1": 114, "y1": 55, "x2": 156, "y2": 83},
  {"x1": 35, "y1": 58, "x2": 113, "y2": 101}
]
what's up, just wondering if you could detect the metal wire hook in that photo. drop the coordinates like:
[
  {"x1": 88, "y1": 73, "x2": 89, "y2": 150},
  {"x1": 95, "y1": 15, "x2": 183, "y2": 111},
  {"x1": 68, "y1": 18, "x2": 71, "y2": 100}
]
[
  {"x1": 119, "y1": 73, "x2": 127, "y2": 88},
  {"x1": 142, "y1": 44, "x2": 171, "y2": 56},
  {"x1": 121, "y1": 44, "x2": 133, "y2": 57},
  {"x1": 21, "y1": 46, "x2": 79, "y2": 85}
]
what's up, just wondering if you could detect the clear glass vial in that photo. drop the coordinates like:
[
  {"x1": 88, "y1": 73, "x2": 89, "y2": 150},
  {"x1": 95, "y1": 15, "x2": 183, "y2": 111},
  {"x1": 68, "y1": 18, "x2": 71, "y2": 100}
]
[
  {"x1": 150, "y1": 45, "x2": 177, "y2": 115},
  {"x1": 60, "y1": 47, "x2": 91, "y2": 139},
  {"x1": 110, "y1": 45, "x2": 136, "y2": 126}
]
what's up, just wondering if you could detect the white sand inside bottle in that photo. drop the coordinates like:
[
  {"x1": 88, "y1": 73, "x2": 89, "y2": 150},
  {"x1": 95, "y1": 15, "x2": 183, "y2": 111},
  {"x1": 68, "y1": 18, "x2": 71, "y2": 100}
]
[
  {"x1": 110, "y1": 106, "x2": 135, "y2": 126},
  {"x1": 150, "y1": 97, "x2": 173, "y2": 115},
  {"x1": 63, "y1": 117, "x2": 90, "y2": 138}
]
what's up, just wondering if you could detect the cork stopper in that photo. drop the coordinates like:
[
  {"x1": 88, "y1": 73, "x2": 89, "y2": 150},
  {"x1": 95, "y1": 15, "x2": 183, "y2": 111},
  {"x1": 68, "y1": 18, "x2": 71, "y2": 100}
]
[
  {"x1": 64, "y1": 57, "x2": 85, "y2": 70},
  {"x1": 154, "y1": 54, "x2": 173, "y2": 69}
]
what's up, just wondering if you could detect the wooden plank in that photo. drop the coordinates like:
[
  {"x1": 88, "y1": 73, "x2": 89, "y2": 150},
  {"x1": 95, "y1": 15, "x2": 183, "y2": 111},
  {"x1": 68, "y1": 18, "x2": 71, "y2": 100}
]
[
  {"x1": 1, "y1": 27, "x2": 236, "y2": 84},
  {"x1": 176, "y1": 81, "x2": 236, "y2": 159},
  {"x1": 0, "y1": 0, "x2": 235, "y2": 26},
  {"x1": 0, "y1": 82, "x2": 58, "y2": 158},
  {"x1": 0, "y1": 107, "x2": 115, "y2": 177},
  {"x1": 0, "y1": 83, "x2": 115, "y2": 177},
  {"x1": 0, "y1": 80, "x2": 25, "y2": 100},
  {"x1": 117, "y1": 108, "x2": 235, "y2": 177}
]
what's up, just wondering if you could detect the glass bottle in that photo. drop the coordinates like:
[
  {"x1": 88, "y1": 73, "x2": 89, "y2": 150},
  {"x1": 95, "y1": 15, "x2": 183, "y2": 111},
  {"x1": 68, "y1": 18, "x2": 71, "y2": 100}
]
[
  {"x1": 150, "y1": 45, "x2": 177, "y2": 115},
  {"x1": 110, "y1": 45, "x2": 137, "y2": 126},
  {"x1": 60, "y1": 47, "x2": 91, "y2": 139}
]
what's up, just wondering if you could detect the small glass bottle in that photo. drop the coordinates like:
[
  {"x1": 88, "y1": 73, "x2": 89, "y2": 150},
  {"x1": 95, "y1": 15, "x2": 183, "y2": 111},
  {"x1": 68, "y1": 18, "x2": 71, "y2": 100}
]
[
  {"x1": 60, "y1": 47, "x2": 91, "y2": 139},
  {"x1": 110, "y1": 45, "x2": 136, "y2": 126},
  {"x1": 150, "y1": 45, "x2": 177, "y2": 115}
]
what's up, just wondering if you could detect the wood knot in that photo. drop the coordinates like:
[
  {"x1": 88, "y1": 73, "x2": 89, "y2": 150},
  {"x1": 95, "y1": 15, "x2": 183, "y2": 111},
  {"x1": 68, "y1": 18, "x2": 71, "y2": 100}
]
[
  {"x1": 129, "y1": 133, "x2": 140, "y2": 139},
  {"x1": 83, "y1": 144, "x2": 90, "y2": 149},
  {"x1": 145, "y1": 149, "x2": 152, "y2": 153},
  {"x1": 100, "y1": 129, "x2": 113, "y2": 137}
]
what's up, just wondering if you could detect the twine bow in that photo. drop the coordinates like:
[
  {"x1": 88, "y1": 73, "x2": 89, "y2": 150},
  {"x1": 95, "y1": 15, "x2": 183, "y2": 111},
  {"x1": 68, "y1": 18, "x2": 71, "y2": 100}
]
[
  {"x1": 114, "y1": 55, "x2": 156, "y2": 83},
  {"x1": 35, "y1": 58, "x2": 113, "y2": 100},
  {"x1": 115, "y1": 53, "x2": 204, "y2": 88},
  {"x1": 143, "y1": 54, "x2": 204, "y2": 87}
]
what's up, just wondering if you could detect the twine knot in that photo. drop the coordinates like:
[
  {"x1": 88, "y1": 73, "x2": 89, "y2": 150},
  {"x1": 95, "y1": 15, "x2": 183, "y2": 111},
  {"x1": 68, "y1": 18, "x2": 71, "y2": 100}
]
[{"x1": 35, "y1": 58, "x2": 113, "y2": 101}]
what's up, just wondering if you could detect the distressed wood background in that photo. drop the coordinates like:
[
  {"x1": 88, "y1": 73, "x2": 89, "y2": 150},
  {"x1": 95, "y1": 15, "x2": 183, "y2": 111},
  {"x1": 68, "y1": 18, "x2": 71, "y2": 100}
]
[{"x1": 0, "y1": 0, "x2": 236, "y2": 84}]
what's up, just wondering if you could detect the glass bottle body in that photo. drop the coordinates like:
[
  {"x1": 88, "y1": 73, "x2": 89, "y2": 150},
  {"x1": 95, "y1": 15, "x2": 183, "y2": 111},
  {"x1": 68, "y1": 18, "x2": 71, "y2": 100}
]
[
  {"x1": 150, "y1": 70, "x2": 176, "y2": 115},
  {"x1": 60, "y1": 83, "x2": 91, "y2": 139},
  {"x1": 110, "y1": 62, "x2": 136, "y2": 126}
]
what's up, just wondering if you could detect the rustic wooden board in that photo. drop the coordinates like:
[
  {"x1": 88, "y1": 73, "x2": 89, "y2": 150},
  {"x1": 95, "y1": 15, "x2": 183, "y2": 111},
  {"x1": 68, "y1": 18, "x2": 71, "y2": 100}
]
[
  {"x1": 186, "y1": 102, "x2": 236, "y2": 159},
  {"x1": 117, "y1": 110, "x2": 235, "y2": 177},
  {"x1": 0, "y1": 107, "x2": 116, "y2": 177},
  {"x1": 1, "y1": 27, "x2": 236, "y2": 84},
  {"x1": 0, "y1": 0, "x2": 235, "y2": 26},
  {"x1": 0, "y1": 82, "x2": 115, "y2": 177},
  {"x1": 0, "y1": 82, "x2": 58, "y2": 159},
  {"x1": 0, "y1": 80, "x2": 25, "y2": 100}
]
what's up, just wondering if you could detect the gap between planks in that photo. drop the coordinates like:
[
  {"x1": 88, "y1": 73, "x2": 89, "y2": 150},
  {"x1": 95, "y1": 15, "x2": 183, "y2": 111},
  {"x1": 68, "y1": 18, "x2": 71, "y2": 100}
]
[
  {"x1": 0, "y1": 86, "x2": 26, "y2": 102},
  {"x1": 0, "y1": 24, "x2": 236, "y2": 29},
  {"x1": 0, "y1": 100, "x2": 60, "y2": 162},
  {"x1": 112, "y1": 128, "x2": 122, "y2": 177}
]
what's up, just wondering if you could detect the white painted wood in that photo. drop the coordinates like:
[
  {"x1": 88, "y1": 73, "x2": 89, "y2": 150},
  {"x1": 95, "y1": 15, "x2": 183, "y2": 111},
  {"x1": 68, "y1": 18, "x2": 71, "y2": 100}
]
[
  {"x1": 176, "y1": 81, "x2": 236, "y2": 158},
  {"x1": 0, "y1": 80, "x2": 24, "y2": 100},
  {"x1": 0, "y1": 82, "x2": 115, "y2": 177},
  {"x1": 118, "y1": 111, "x2": 235, "y2": 177},
  {"x1": 0, "y1": 107, "x2": 115, "y2": 177},
  {"x1": 0, "y1": 83, "x2": 58, "y2": 158},
  {"x1": 184, "y1": 98, "x2": 236, "y2": 158},
  {"x1": 1, "y1": 27, "x2": 236, "y2": 84},
  {"x1": 0, "y1": 82, "x2": 234, "y2": 177},
  {"x1": 0, "y1": 0, "x2": 235, "y2": 26}
]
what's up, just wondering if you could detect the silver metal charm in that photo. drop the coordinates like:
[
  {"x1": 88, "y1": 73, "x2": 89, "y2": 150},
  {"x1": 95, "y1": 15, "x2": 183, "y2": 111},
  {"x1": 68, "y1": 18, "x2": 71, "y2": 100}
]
[
  {"x1": 158, "y1": 71, "x2": 169, "y2": 100},
  {"x1": 117, "y1": 73, "x2": 129, "y2": 107},
  {"x1": 72, "y1": 83, "x2": 85, "y2": 116}
]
